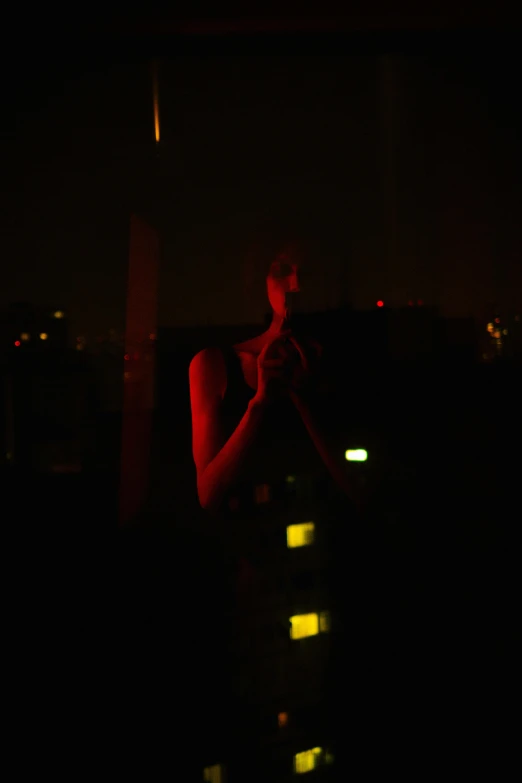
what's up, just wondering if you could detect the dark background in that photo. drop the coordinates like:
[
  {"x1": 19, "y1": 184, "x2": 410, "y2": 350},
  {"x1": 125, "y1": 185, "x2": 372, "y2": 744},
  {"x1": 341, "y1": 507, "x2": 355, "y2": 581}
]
[
  {"x1": 2, "y1": 7, "x2": 520, "y2": 778},
  {"x1": 3, "y1": 10, "x2": 520, "y2": 338}
]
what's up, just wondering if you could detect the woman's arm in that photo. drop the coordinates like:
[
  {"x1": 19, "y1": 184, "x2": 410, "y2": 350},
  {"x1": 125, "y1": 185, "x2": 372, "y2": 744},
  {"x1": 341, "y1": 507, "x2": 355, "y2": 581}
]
[
  {"x1": 189, "y1": 347, "x2": 268, "y2": 514},
  {"x1": 190, "y1": 332, "x2": 290, "y2": 513}
]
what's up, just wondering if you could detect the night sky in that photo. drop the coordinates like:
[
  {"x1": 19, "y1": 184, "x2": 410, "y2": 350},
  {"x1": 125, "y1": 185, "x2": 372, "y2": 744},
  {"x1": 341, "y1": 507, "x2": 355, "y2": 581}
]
[{"x1": 2, "y1": 21, "x2": 520, "y2": 341}]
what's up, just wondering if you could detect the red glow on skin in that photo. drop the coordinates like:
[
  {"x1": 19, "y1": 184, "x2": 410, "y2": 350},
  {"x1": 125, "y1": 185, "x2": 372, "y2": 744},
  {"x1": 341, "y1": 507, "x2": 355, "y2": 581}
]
[
  {"x1": 14, "y1": 340, "x2": 21, "y2": 346},
  {"x1": 376, "y1": 300, "x2": 384, "y2": 307},
  {"x1": 189, "y1": 244, "x2": 357, "y2": 515},
  {"x1": 267, "y1": 255, "x2": 300, "y2": 321}
]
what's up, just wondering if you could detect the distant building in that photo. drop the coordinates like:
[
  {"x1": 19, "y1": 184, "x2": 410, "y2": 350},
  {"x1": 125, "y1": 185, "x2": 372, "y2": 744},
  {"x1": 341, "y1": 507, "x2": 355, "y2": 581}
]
[
  {"x1": 125, "y1": 308, "x2": 518, "y2": 779},
  {"x1": 0, "y1": 304, "x2": 93, "y2": 472},
  {"x1": 149, "y1": 320, "x2": 366, "y2": 781}
]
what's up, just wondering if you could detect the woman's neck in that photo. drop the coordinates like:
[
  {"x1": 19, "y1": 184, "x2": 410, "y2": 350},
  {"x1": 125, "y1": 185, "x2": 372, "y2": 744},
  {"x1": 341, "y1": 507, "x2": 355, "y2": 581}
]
[
  {"x1": 267, "y1": 311, "x2": 291, "y2": 336},
  {"x1": 235, "y1": 312, "x2": 292, "y2": 356}
]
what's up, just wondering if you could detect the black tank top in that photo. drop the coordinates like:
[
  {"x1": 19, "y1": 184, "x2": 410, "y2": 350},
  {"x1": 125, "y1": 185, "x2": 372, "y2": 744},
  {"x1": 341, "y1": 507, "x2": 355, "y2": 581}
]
[
  {"x1": 218, "y1": 345, "x2": 323, "y2": 500},
  {"x1": 209, "y1": 345, "x2": 351, "y2": 615}
]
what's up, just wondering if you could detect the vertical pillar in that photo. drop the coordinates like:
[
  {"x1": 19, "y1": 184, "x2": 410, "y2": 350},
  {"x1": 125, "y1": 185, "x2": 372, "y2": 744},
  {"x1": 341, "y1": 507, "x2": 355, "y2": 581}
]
[{"x1": 119, "y1": 214, "x2": 159, "y2": 526}]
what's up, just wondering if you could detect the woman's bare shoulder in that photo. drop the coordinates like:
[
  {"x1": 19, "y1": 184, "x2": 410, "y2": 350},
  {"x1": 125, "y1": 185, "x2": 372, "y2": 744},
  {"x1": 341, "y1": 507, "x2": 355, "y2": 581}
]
[
  {"x1": 190, "y1": 345, "x2": 225, "y2": 367},
  {"x1": 189, "y1": 346, "x2": 228, "y2": 399}
]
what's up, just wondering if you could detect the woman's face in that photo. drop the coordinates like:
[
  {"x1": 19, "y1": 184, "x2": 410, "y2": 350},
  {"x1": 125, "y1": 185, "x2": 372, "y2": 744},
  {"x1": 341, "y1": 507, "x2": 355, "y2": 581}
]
[{"x1": 266, "y1": 249, "x2": 300, "y2": 319}]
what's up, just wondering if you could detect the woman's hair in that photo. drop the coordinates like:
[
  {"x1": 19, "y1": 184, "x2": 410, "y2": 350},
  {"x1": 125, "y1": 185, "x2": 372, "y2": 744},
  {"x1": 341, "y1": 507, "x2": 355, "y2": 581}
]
[
  {"x1": 240, "y1": 209, "x2": 350, "y2": 320},
  {"x1": 241, "y1": 215, "x2": 312, "y2": 304}
]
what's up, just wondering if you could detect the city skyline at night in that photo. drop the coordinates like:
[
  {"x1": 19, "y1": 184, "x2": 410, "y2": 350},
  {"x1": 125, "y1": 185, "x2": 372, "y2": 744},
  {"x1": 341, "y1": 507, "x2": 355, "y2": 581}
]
[{"x1": 3, "y1": 26, "x2": 520, "y2": 342}]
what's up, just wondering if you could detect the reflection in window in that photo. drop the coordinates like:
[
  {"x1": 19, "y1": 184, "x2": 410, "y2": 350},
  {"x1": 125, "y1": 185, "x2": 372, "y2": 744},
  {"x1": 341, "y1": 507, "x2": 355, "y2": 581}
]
[
  {"x1": 254, "y1": 484, "x2": 271, "y2": 504},
  {"x1": 294, "y1": 747, "x2": 322, "y2": 774},
  {"x1": 289, "y1": 613, "x2": 319, "y2": 640},
  {"x1": 203, "y1": 763, "x2": 224, "y2": 783},
  {"x1": 287, "y1": 522, "x2": 315, "y2": 548}
]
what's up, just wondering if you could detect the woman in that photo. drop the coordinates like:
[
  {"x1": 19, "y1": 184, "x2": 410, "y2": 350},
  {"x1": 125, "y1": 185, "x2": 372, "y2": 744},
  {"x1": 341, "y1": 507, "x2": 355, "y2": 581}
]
[
  {"x1": 189, "y1": 240, "x2": 355, "y2": 516},
  {"x1": 188, "y1": 238, "x2": 360, "y2": 774}
]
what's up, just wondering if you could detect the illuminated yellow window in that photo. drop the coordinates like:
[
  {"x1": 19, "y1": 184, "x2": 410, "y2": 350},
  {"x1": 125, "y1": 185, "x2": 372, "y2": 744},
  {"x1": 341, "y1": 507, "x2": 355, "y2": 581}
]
[
  {"x1": 278, "y1": 711, "x2": 289, "y2": 728},
  {"x1": 254, "y1": 484, "x2": 271, "y2": 503},
  {"x1": 345, "y1": 448, "x2": 367, "y2": 462},
  {"x1": 294, "y1": 747, "x2": 322, "y2": 774},
  {"x1": 287, "y1": 522, "x2": 315, "y2": 548},
  {"x1": 20, "y1": 333, "x2": 30, "y2": 341},
  {"x1": 53, "y1": 310, "x2": 65, "y2": 319},
  {"x1": 319, "y1": 610, "x2": 331, "y2": 633},
  {"x1": 285, "y1": 475, "x2": 296, "y2": 483},
  {"x1": 203, "y1": 763, "x2": 224, "y2": 783},
  {"x1": 39, "y1": 333, "x2": 48, "y2": 341},
  {"x1": 289, "y1": 613, "x2": 319, "y2": 640}
]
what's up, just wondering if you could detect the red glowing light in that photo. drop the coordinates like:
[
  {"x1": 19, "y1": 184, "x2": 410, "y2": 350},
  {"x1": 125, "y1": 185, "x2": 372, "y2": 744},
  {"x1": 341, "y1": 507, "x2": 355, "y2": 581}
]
[
  {"x1": 14, "y1": 340, "x2": 21, "y2": 347},
  {"x1": 376, "y1": 300, "x2": 384, "y2": 308},
  {"x1": 494, "y1": 317, "x2": 500, "y2": 324},
  {"x1": 124, "y1": 354, "x2": 130, "y2": 361},
  {"x1": 408, "y1": 300, "x2": 413, "y2": 306},
  {"x1": 417, "y1": 299, "x2": 423, "y2": 306}
]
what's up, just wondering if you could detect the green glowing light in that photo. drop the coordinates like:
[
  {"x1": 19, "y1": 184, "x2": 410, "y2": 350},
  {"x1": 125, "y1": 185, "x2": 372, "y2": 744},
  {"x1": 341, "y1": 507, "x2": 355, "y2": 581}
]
[{"x1": 345, "y1": 449, "x2": 368, "y2": 462}]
